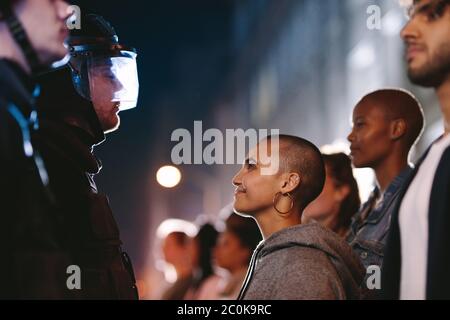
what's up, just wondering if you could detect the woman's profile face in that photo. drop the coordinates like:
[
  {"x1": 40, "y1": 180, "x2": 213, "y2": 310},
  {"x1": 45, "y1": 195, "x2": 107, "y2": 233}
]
[{"x1": 232, "y1": 141, "x2": 282, "y2": 216}]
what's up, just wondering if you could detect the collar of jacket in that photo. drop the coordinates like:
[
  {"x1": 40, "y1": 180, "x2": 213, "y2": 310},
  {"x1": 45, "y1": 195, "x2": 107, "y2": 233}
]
[
  {"x1": 62, "y1": 113, "x2": 106, "y2": 148},
  {"x1": 370, "y1": 166, "x2": 413, "y2": 223},
  {"x1": 39, "y1": 118, "x2": 103, "y2": 175},
  {"x1": 353, "y1": 166, "x2": 413, "y2": 227}
]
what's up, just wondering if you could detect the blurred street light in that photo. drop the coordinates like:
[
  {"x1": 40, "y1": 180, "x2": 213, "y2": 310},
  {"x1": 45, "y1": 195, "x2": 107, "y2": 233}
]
[{"x1": 156, "y1": 165, "x2": 182, "y2": 188}]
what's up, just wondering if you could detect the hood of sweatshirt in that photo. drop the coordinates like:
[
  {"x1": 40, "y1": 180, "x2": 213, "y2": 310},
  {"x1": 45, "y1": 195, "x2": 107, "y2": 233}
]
[{"x1": 257, "y1": 222, "x2": 365, "y2": 290}]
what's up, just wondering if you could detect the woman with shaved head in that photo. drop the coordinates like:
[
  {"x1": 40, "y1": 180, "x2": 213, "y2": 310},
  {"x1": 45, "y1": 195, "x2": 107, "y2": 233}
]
[{"x1": 232, "y1": 135, "x2": 364, "y2": 300}]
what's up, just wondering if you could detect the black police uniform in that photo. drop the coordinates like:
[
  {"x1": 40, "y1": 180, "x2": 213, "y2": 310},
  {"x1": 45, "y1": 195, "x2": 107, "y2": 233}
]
[
  {"x1": 35, "y1": 67, "x2": 139, "y2": 299},
  {"x1": 0, "y1": 59, "x2": 138, "y2": 299}
]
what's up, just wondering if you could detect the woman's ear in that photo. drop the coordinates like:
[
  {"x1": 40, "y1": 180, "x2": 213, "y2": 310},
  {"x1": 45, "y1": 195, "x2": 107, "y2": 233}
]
[
  {"x1": 280, "y1": 173, "x2": 301, "y2": 194},
  {"x1": 391, "y1": 119, "x2": 407, "y2": 141}
]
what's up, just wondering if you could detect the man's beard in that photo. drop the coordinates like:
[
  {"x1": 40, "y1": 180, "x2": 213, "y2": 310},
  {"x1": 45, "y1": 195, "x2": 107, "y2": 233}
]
[{"x1": 407, "y1": 42, "x2": 450, "y2": 88}]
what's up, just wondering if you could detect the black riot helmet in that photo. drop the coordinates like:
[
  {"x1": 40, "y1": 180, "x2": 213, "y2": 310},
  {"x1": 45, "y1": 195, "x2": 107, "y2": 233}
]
[
  {"x1": 68, "y1": 14, "x2": 139, "y2": 111},
  {"x1": 0, "y1": 0, "x2": 46, "y2": 74}
]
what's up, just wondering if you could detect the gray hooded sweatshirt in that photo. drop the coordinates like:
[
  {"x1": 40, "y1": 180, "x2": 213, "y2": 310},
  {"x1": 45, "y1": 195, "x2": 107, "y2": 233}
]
[{"x1": 238, "y1": 223, "x2": 365, "y2": 300}]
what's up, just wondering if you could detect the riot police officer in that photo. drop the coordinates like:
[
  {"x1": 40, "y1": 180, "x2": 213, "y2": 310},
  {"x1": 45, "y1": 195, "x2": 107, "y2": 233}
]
[{"x1": 36, "y1": 13, "x2": 139, "y2": 299}]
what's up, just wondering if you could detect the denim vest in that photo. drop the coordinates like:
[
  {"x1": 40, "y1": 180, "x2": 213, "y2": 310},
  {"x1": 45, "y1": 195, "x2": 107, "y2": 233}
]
[{"x1": 347, "y1": 167, "x2": 413, "y2": 271}]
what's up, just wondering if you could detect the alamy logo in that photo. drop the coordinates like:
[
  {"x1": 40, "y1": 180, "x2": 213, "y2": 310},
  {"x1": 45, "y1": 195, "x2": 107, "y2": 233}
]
[
  {"x1": 171, "y1": 121, "x2": 280, "y2": 175},
  {"x1": 66, "y1": 5, "x2": 81, "y2": 30},
  {"x1": 367, "y1": 5, "x2": 382, "y2": 30},
  {"x1": 66, "y1": 265, "x2": 81, "y2": 290},
  {"x1": 366, "y1": 265, "x2": 381, "y2": 290}
]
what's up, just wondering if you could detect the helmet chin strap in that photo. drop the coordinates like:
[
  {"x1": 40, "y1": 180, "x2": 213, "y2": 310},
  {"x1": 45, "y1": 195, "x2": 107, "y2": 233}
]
[{"x1": 1, "y1": 5, "x2": 44, "y2": 75}]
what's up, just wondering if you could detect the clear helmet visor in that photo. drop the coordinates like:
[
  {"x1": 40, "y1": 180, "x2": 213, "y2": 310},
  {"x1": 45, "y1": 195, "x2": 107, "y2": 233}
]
[{"x1": 80, "y1": 51, "x2": 139, "y2": 111}]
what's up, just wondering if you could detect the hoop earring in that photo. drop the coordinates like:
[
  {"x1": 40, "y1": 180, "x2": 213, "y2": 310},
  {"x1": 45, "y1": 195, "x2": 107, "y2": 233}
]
[{"x1": 273, "y1": 192, "x2": 294, "y2": 215}]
